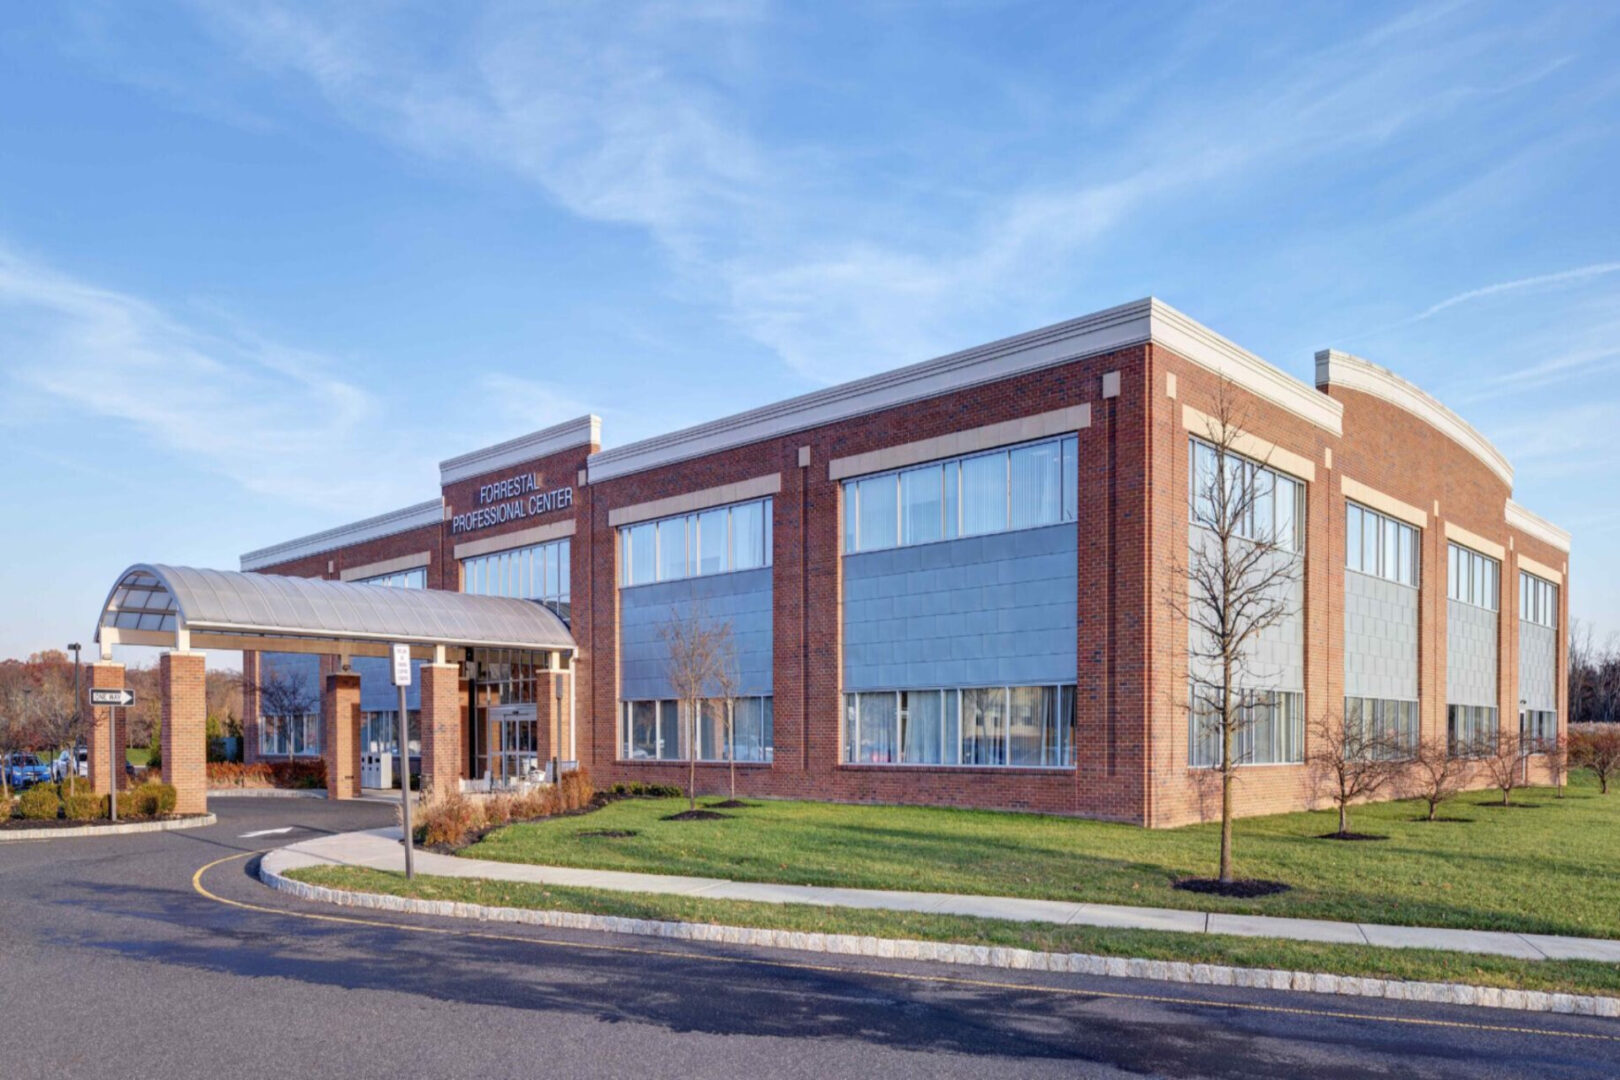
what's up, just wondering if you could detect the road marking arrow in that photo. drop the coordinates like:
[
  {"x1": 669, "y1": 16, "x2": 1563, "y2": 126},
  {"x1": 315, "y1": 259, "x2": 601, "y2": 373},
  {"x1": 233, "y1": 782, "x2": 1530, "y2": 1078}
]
[{"x1": 238, "y1": 827, "x2": 296, "y2": 838}]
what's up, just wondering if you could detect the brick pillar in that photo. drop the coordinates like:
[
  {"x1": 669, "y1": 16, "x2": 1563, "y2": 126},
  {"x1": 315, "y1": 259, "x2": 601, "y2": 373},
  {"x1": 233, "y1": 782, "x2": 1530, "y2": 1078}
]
[
  {"x1": 322, "y1": 672, "x2": 362, "y2": 799},
  {"x1": 241, "y1": 650, "x2": 261, "y2": 765},
  {"x1": 420, "y1": 663, "x2": 464, "y2": 795},
  {"x1": 87, "y1": 662, "x2": 126, "y2": 796},
  {"x1": 161, "y1": 651, "x2": 207, "y2": 815},
  {"x1": 535, "y1": 668, "x2": 574, "y2": 775}
]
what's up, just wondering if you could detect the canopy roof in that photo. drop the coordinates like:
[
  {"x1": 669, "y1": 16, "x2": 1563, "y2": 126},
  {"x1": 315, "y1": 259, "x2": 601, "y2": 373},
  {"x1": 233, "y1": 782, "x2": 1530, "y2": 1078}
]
[{"x1": 94, "y1": 564, "x2": 574, "y2": 660}]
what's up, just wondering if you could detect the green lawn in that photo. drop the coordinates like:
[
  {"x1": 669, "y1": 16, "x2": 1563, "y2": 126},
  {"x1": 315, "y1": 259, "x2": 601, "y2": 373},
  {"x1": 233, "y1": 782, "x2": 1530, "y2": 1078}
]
[
  {"x1": 286, "y1": 865, "x2": 1620, "y2": 999},
  {"x1": 126, "y1": 747, "x2": 150, "y2": 767},
  {"x1": 464, "y1": 774, "x2": 1620, "y2": 939}
]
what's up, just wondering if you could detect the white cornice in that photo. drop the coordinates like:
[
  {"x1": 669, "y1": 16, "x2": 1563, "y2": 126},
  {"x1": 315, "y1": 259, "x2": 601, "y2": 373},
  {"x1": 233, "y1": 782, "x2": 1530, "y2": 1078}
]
[
  {"x1": 1316, "y1": 350, "x2": 1513, "y2": 489},
  {"x1": 239, "y1": 500, "x2": 443, "y2": 571},
  {"x1": 1506, "y1": 499, "x2": 1571, "y2": 553},
  {"x1": 1150, "y1": 301, "x2": 1343, "y2": 436},
  {"x1": 440, "y1": 415, "x2": 600, "y2": 487},
  {"x1": 589, "y1": 297, "x2": 1340, "y2": 483}
]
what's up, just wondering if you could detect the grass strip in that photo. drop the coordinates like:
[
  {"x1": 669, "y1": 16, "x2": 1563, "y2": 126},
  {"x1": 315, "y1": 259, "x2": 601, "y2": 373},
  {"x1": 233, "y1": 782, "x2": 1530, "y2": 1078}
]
[{"x1": 286, "y1": 865, "x2": 1620, "y2": 999}]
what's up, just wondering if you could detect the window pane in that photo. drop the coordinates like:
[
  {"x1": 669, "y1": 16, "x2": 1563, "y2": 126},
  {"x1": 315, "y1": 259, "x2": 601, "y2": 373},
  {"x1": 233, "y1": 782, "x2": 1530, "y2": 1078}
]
[
  {"x1": 944, "y1": 689, "x2": 961, "y2": 764},
  {"x1": 900, "y1": 465, "x2": 944, "y2": 546},
  {"x1": 1061, "y1": 436, "x2": 1079, "y2": 522},
  {"x1": 1383, "y1": 519, "x2": 1399, "y2": 582},
  {"x1": 1398, "y1": 526, "x2": 1414, "y2": 586},
  {"x1": 1346, "y1": 505, "x2": 1362, "y2": 570},
  {"x1": 902, "y1": 690, "x2": 943, "y2": 764},
  {"x1": 1008, "y1": 686, "x2": 1053, "y2": 766},
  {"x1": 658, "y1": 700, "x2": 681, "y2": 760},
  {"x1": 697, "y1": 508, "x2": 726, "y2": 576},
  {"x1": 857, "y1": 692, "x2": 898, "y2": 764},
  {"x1": 1363, "y1": 511, "x2": 1379, "y2": 576},
  {"x1": 960, "y1": 453, "x2": 1008, "y2": 536},
  {"x1": 961, "y1": 687, "x2": 1007, "y2": 765},
  {"x1": 1191, "y1": 441, "x2": 1218, "y2": 526},
  {"x1": 1009, "y1": 441, "x2": 1062, "y2": 529},
  {"x1": 557, "y1": 539, "x2": 571, "y2": 601},
  {"x1": 628, "y1": 524, "x2": 654, "y2": 587},
  {"x1": 1251, "y1": 468, "x2": 1274, "y2": 545},
  {"x1": 731, "y1": 500, "x2": 765, "y2": 570},
  {"x1": 628, "y1": 701, "x2": 658, "y2": 759},
  {"x1": 658, "y1": 518, "x2": 688, "y2": 582},
  {"x1": 856, "y1": 476, "x2": 898, "y2": 552},
  {"x1": 943, "y1": 462, "x2": 960, "y2": 539},
  {"x1": 1274, "y1": 476, "x2": 1297, "y2": 552}
]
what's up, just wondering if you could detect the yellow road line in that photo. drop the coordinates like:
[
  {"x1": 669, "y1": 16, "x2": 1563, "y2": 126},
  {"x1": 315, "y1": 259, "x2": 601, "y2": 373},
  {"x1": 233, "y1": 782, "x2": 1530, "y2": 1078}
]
[{"x1": 192, "y1": 852, "x2": 1620, "y2": 1046}]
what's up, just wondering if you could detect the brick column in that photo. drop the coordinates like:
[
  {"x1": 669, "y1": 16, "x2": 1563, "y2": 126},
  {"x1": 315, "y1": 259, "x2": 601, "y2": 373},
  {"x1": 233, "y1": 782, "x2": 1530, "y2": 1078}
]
[
  {"x1": 241, "y1": 650, "x2": 261, "y2": 765},
  {"x1": 87, "y1": 662, "x2": 127, "y2": 796},
  {"x1": 534, "y1": 668, "x2": 575, "y2": 775},
  {"x1": 322, "y1": 672, "x2": 362, "y2": 799},
  {"x1": 420, "y1": 663, "x2": 464, "y2": 795},
  {"x1": 161, "y1": 651, "x2": 207, "y2": 815}
]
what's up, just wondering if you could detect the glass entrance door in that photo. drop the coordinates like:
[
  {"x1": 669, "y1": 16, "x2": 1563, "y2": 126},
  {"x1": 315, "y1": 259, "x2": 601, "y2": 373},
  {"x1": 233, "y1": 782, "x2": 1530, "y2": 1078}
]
[{"x1": 490, "y1": 704, "x2": 540, "y2": 785}]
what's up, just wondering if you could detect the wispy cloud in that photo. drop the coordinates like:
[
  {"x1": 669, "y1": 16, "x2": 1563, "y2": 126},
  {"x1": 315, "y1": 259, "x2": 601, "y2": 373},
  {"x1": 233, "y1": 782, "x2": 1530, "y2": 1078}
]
[
  {"x1": 0, "y1": 244, "x2": 425, "y2": 508},
  {"x1": 160, "y1": 1, "x2": 1591, "y2": 385},
  {"x1": 1411, "y1": 262, "x2": 1620, "y2": 322}
]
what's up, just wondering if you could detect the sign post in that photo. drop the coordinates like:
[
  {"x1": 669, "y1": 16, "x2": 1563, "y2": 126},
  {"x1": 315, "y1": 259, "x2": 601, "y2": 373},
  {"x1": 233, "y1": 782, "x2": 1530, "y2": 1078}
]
[
  {"x1": 89, "y1": 688, "x2": 136, "y2": 821},
  {"x1": 391, "y1": 644, "x2": 415, "y2": 880}
]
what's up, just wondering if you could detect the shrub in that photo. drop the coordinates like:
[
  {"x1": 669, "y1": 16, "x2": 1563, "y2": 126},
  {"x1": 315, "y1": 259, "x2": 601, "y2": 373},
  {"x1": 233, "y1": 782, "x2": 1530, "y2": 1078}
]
[
  {"x1": 1571, "y1": 726, "x2": 1620, "y2": 794},
  {"x1": 414, "y1": 790, "x2": 486, "y2": 847},
  {"x1": 267, "y1": 760, "x2": 326, "y2": 789},
  {"x1": 61, "y1": 790, "x2": 102, "y2": 821},
  {"x1": 559, "y1": 766, "x2": 595, "y2": 812},
  {"x1": 17, "y1": 784, "x2": 62, "y2": 820},
  {"x1": 609, "y1": 780, "x2": 680, "y2": 799},
  {"x1": 207, "y1": 762, "x2": 275, "y2": 788}
]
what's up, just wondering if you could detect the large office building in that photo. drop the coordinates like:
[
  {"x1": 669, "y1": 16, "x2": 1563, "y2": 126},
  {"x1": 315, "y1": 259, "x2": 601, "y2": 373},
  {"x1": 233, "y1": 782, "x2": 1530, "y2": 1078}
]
[{"x1": 232, "y1": 299, "x2": 1570, "y2": 826}]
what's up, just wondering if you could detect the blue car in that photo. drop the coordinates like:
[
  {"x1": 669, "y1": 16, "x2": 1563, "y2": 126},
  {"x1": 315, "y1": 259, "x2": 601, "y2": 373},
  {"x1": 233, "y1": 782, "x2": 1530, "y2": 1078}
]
[{"x1": 5, "y1": 752, "x2": 53, "y2": 790}]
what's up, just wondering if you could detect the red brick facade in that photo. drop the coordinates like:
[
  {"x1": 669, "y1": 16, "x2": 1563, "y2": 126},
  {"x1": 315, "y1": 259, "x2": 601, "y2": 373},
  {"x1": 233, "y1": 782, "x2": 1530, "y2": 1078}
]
[{"x1": 241, "y1": 305, "x2": 1570, "y2": 826}]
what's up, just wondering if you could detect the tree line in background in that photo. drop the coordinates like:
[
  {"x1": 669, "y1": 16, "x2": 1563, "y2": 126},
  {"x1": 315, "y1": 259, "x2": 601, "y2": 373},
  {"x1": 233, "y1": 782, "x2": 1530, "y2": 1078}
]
[
  {"x1": 1570, "y1": 621, "x2": 1620, "y2": 726},
  {"x1": 0, "y1": 651, "x2": 243, "y2": 764}
]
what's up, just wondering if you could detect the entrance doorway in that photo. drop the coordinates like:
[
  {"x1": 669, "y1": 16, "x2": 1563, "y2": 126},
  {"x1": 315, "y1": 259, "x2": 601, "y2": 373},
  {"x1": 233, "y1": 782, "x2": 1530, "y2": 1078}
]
[{"x1": 467, "y1": 648, "x2": 546, "y2": 788}]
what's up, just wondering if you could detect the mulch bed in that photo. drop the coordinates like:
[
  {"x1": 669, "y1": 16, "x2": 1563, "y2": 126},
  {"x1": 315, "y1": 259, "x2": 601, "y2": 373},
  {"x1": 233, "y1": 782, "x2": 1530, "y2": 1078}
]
[
  {"x1": 705, "y1": 799, "x2": 755, "y2": 809},
  {"x1": 1172, "y1": 877, "x2": 1291, "y2": 899},
  {"x1": 578, "y1": 829, "x2": 639, "y2": 838},
  {"x1": 660, "y1": 809, "x2": 731, "y2": 822},
  {"x1": 1316, "y1": 831, "x2": 1388, "y2": 841}
]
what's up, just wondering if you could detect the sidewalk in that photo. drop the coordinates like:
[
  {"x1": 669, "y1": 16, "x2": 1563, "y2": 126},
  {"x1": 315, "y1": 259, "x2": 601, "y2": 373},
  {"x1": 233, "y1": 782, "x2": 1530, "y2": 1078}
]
[{"x1": 263, "y1": 828, "x2": 1620, "y2": 964}]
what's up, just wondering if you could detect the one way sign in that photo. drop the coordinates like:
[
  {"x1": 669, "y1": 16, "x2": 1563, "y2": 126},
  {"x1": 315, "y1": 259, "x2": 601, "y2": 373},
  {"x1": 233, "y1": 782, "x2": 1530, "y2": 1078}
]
[{"x1": 89, "y1": 688, "x2": 136, "y2": 707}]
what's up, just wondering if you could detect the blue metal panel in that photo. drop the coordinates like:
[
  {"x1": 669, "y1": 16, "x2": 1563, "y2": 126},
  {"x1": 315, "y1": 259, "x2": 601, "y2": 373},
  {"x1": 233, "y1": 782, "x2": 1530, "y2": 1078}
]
[
  {"x1": 619, "y1": 568, "x2": 773, "y2": 700},
  {"x1": 1344, "y1": 571, "x2": 1419, "y2": 701},
  {"x1": 353, "y1": 655, "x2": 423, "y2": 712},
  {"x1": 842, "y1": 524, "x2": 1077, "y2": 691}
]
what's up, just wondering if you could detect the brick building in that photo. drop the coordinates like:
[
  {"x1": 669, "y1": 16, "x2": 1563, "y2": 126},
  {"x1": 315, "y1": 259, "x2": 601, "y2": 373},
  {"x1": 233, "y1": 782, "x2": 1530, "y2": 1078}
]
[{"x1": 233, "y1": 298, "x2": 1570, "y2": 826}]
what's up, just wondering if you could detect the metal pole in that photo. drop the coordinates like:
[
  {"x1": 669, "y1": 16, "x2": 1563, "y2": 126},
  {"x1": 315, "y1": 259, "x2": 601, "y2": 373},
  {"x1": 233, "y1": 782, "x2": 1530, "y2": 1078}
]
[
  {"x1": 398, "y1": 683, "x2": 414, "y2": 880},
  {"x1": 553, "y1": 675, "x2": 563, "y2": 789},
  {"x1": 71, "y1": 644, "x2": 81, "y2": 788},
  {"x1": 109, "y1": 705, "x2": 118, "y2": 822}
]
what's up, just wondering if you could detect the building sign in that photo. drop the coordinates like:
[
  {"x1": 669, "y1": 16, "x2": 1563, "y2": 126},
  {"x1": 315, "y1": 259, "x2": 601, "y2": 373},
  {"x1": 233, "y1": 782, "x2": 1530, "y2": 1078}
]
[{"x1": 450, "y1": 471, "x2": 574, "y2": 535}]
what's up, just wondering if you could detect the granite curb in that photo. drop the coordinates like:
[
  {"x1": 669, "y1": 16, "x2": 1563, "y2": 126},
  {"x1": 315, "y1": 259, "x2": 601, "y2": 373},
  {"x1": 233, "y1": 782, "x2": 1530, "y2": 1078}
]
[
  {"x1": 256, "y1": 853, "x2": 1620, "y2": 1020},
  {"x1": 0, "y1": 813, "x2": 217, "y2": 843}
]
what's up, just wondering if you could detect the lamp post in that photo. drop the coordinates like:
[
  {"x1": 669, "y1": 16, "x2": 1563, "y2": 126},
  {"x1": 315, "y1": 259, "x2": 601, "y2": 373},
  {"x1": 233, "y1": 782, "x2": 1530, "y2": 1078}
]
[
  {"x1": 67, "y1": 643, "x2": 81, "y2": 790},
  {"x1": 553, "y1": 671, "x2": 564, "y2": 789}
]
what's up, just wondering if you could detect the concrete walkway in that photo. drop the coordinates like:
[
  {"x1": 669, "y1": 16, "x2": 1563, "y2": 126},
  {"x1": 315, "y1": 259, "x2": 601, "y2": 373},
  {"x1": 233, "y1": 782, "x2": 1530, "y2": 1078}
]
[{"x1": 263, "y1": 828, "x2": 1620, "y2": 964}]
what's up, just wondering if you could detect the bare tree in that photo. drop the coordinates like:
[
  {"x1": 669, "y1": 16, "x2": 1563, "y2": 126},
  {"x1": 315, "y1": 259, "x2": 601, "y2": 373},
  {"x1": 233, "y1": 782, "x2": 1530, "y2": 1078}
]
[
  {"x1": 1571, "y1": 726, "x2": 1620, "y2": 793},
  {"x1": 248, "y1": 664, "x2": 320, "y2": 761},
  {"x1": 1168, "y1": 381, "x2": 1301, "y2": 883},
  {"x1": 660, "y1": 603, "x2": 735, "y2": 812},
  {"x1": 713, "y1": 642, "x2": 742, "y2": 802},
  {"x1": 1479, "y1": 728, "x2": 1526, "y2": 807},
  {"x1": 1541, "y1": 731, "x2": 1569, "y2": 799},
  {"x1": 1307, "y1": 712, "x2": 1404, "y2": 837},
  {"x1": 1409, "y1": 736, "x2": 1467, "y2": 821}
]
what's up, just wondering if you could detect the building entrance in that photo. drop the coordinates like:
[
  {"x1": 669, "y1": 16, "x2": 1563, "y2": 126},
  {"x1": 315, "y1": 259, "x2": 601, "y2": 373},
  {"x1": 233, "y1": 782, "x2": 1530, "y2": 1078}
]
[{"x1": 467, "y1": 648, "x2": 546, "y2": 788}]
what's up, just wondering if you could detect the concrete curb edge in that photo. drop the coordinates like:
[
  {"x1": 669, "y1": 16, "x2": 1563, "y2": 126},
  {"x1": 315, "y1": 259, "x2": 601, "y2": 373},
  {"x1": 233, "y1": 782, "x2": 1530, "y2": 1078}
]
[
  {"x1": 207, "y1": 789, "x2": 328, "y2": 799},
  {"x1": 256, "y1": 858, "x2": 1620, "y2": 1019},
  {"x1": 0, "y1": 813, "x2": 217, "y2": 843}
]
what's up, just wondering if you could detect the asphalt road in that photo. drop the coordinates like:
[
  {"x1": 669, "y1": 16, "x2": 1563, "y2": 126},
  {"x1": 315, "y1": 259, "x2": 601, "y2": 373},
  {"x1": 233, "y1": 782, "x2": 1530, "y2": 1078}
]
[{"x1": 1, "y1": 798, "x2": 1617, "y2": 1079}]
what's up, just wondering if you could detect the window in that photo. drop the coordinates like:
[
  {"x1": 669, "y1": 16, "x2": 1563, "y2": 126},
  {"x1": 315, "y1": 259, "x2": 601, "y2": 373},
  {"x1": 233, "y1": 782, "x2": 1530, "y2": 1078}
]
[
  {"x1": 1447, "y1": 705, "x2": 1498, "y2": 757},
  {"x1": 1520, "y1": 709, "x2": 1557, "y2": 748},
  {"x1": 1345, "y1": 503, "x2": 1419, "y2": 587},
  {"x1": 1188, "y1": 689, "x2": 1304, "y2": 767},
  {"x1": 842, "y1": 686, "x2": 1074, "y2": 768},
  {"x1": 842, "y1": 435, "x2": 1080, "y2": 554},
  {"x1": 462, "y1": 538, "x2": 571, "y2": 621},
  {"x1": 619, "y1": 697, "x2": 773, "y2": 762},
  {"x1": 260, "y1": 713, "x2": 319, "y2": 757},
  {"x1": 355, "y1": 567, "x2": 427, "y2": 589},
  {"x1": 1520, "y1": 572, "x2": 1558, "y2": 629},
  {"x1": 1189, "y1": 440, "x2": 1305, "y2": 552},
  {"x1": 361, "y1": 711, "x2": 421, "y2": 755},
  {"x1": 1447, "y1": 543, "x2": 1499, "y2": 610},
  {"x1": 1343, "y1": 697, "x2": 1419, "y2": 759},
  {"x1": 620, "y1": 498, "x2": 773, "y2": 586}
]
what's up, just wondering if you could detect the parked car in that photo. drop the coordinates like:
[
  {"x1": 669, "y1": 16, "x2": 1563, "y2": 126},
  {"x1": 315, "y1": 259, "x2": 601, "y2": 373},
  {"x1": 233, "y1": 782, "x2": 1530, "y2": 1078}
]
[
  {"x1": 5, "y1": 752, "x2": 54, "y2": 790},
  {"x1": 53, "y1": 747, "x2": 90, "y2": 782}
]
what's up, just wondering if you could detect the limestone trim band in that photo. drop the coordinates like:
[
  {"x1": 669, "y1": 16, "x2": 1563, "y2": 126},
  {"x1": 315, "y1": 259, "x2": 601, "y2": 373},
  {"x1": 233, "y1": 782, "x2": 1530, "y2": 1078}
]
[
  {"x1": 240, "y1": 499, "x2": 443, "y2": 571},
  {"x1": 1445, "y1": 520, "x2": 1507, "y2": 561},
  {"x1": 607, "y1": 474, "x2": 783, "y2": 528},
  {"x1": 828, "y1": 405, "x2": 1090, "y2": 481},
  {"x1": 453, "y1": 519, "x2": 576, "y2": 561},
  {"x1": 1341, "y1": 476, "x2": 1428, "y2": 529},
  {"x1": 339, "y1": 551, "x2": 432, "y2": 583},
  {"x1": 1180, "y1": 404, "x2": 1317, "y2": 483},
  {"x1": 1517, "y1": 554, "x2": 1563, "y2": 586}
]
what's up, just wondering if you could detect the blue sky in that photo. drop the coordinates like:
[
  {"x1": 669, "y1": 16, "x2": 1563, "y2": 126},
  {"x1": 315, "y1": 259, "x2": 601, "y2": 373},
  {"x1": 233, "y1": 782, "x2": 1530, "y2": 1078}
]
[{"x1": 1, "y1": 1, "x2": 1617, "y2": 663}]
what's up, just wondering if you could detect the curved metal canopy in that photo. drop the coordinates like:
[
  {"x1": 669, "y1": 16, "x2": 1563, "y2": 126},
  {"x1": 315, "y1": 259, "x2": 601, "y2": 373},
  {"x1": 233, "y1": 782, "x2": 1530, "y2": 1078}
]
[{"x1": 94, "y1": 564, "x2": 574, "y2": 659}]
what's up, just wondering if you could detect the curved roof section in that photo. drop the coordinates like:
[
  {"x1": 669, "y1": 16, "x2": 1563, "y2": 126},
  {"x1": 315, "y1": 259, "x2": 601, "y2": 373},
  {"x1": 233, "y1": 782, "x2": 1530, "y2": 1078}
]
[
  {"x1": 1316, "y1": 350, "x2": 1512, "y2": 489},
  {"x1": 95, "y1": 564, "x2": 574, "y2": 652}
]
